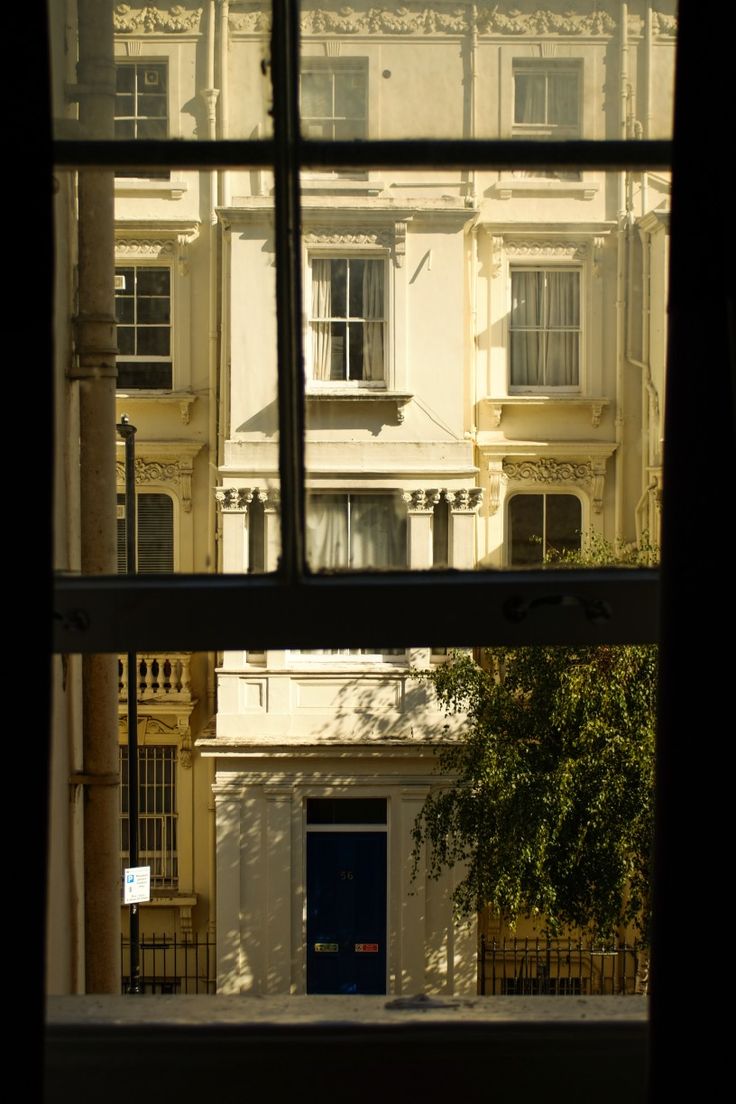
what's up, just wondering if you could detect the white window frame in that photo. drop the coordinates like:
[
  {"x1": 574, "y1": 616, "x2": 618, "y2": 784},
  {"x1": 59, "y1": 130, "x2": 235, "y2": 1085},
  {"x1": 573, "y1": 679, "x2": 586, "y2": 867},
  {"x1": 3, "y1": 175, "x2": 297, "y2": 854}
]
[
  {"x1": 508, "y1": 266, "x2": 583, "y2": 393},
  {"x1": 305, "y1": 252, "x2": 390, "y2": 389},
  {"x1": 114, "y1": 263, "x2": 173, "y2": 391}
]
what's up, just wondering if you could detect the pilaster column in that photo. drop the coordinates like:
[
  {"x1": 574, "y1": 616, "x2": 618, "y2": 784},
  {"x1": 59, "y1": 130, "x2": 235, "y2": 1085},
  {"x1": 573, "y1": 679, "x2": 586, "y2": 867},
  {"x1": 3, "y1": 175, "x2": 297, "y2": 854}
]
[
  {"x1": 214, "y1": 784, "x2": 242, "y2": 994},
  {"x1": 402, "y1": 489, "x2": 440, "y2": 570},
  {"x1": 215, "y1": 487, "x2": 252, "y2": 573},
  {"x1": 264, "y1": 785, "x2": 293, "y2": 994},
  {"x1": 445, "y1": 488, "x2": 483, "y2": 569},
  {"x1": 399, "y1": 785, "x2": 430, "y2": 993},
  {"x1": 263, "y1": 491, "x2": 281, "y2": 573}
]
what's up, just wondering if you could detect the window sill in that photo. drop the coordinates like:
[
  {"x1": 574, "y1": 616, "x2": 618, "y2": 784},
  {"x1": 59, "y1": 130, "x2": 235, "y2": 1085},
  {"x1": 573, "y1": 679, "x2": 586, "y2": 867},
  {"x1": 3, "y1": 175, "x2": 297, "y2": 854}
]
[
  {"x1": 299, "y1": 176, "x2": 384, "y2": 196},
  {"x1": 484, "y1": 396, "x2": 610, "y2": 428},
  {"x1": 114, "y1": 178, "x2": 188, "y2": 200},
  {"x1": 115, "y1": 390, "x2": 197, "y2": 425},
  {"x1": 45, "y1": 995, "x2": 649, "y2": 1104},
  {"x1": 306, "y1": 388, "x2": 413, "y2": 422},
  {"x1": 489, "y1": 179, "x2": 598, "y2": 200}
]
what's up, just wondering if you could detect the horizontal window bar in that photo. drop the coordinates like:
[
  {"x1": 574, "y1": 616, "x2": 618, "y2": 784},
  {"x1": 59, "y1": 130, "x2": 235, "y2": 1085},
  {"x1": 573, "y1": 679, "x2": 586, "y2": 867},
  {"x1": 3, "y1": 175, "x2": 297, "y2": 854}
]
[
  {"x1": 52, "y1": 139, "x2": 671, "y2": 171},
  {"x1": 53, "y1": 569, "x2": 659, "y2": 652}
]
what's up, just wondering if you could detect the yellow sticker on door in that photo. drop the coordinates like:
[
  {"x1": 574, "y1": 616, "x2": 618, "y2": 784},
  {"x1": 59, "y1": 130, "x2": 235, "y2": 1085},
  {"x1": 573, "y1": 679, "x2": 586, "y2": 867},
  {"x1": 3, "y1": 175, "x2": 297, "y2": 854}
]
[{"x1": 314, "y1": 943, "x2": 338, "y2": 953}]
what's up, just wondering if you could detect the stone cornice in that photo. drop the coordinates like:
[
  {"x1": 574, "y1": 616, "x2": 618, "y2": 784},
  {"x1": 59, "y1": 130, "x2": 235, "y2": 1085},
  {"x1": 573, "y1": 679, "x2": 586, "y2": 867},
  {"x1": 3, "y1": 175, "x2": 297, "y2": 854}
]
[
  {"x1": 228, "y1": 4, "x2": 677, "y2": 39},
  {"x1": 214, "y1": 486, "x2": 277, "y2": 512}
]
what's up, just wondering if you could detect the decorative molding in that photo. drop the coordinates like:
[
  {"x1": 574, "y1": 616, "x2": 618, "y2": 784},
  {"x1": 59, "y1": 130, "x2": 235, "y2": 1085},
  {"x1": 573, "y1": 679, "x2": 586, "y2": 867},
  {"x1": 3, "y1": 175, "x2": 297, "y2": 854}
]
[
  {"x1": 115, "y1": 238, "x2": 176, "y2": 258},
  {"x1": 503, "y1": 456, "x2": 607, "y2": 513},
  {"x1": 444, "y1": 488, "x2": 483, "y2": 513},
  {"x1": 402, "y1": 489, "x2": 442, "y2": 513},
  {"x1": 117, "y1": 456, "x2": 195, "y2": 511},
  {"x1": 324, "y1": 39, "x2": 341, "y2": 56},
  {"x1": 504, "y1": 458, "x2": 592, "y2": 484},
  {"x1": 652, "y1": 11, "x2": 678, "y2": 36},
  {"x1": 504, "y1": 240, "x2": 588, "y2": 260},
  {"x1": 230, "y1": 6, "x2": 620, "y2": 38},
  {"x1": 304, "y1": 224, "x2": 410, "y2": 267},
  {"x1": 124, "y1": 40, "x2": 142, "y2": 55},
  {"x1": 114, "y1": 5, "x2": 203, "y2": 34},
  {"x1": 475, "y1": 7, "x2": 616, "y2": 35}
]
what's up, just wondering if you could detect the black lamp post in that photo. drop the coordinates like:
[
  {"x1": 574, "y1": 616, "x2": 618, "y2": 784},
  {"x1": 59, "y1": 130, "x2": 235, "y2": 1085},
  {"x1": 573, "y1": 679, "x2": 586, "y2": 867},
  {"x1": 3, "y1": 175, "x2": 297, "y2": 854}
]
[{"x1": 117, "y1": 415, "x2": 143, "y2": 994}]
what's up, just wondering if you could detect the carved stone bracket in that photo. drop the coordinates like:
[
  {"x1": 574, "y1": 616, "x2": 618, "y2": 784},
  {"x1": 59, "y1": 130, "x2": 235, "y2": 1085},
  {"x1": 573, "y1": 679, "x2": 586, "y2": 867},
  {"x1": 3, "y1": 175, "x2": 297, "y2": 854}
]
[
  {"x1": 116, "y1": 455, "x2": 195, "y2": 512},
  {"x1": 114, "y1": 5, "x2": 203, "y2": 34},
  {"x1": 592, "y1": 236, "x2": 606, "y2": 278},
  {"x1": 177, "y1": 716, "x2": 193, "y2": 769},
  {"x1": 487, "y1": 461, "x2": 505, "y2": 515},
  {"x1": 490, "y1": 235, "x2": 505, "y2": 279}
]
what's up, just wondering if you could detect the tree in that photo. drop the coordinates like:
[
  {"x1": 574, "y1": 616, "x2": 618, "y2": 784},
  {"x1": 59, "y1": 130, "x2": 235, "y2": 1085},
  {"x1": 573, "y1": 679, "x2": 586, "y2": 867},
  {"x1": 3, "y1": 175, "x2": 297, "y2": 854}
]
[{"x1": 412, "y1": 540, "x2": 657, "y2": 944}]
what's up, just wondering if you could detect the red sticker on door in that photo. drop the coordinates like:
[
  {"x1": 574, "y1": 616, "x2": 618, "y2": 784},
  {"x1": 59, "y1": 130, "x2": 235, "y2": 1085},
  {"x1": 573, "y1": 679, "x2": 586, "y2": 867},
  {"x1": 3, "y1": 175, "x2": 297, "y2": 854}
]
[{"x1": 355, "y1": 943, "x2": 379, "y2": 953}]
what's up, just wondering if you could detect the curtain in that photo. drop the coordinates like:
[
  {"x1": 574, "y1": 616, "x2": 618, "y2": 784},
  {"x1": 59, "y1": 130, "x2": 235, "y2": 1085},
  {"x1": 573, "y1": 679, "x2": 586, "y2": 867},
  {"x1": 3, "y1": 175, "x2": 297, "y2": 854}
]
[
  {"x1": 511, "y1": 271, "x2": 579, "y2": 386},
  {"x1": 362, "y1": 260, "x2": 384, "y2": 381},
  {"x1": 510, "y1": 271, "x2": 544, "y2": 385},
  {"x1": 545, "y1": 271, "x2": 579, "y2": 386},
  {"x1": 514, "y1": 72, "x2": 546, "y2": 124},
  {"x1": 311, "y1": 259, "x2": 332, "y2": 381},
  {"x1": 306, "y1": 494, "x2": 348, "y2": 568}
]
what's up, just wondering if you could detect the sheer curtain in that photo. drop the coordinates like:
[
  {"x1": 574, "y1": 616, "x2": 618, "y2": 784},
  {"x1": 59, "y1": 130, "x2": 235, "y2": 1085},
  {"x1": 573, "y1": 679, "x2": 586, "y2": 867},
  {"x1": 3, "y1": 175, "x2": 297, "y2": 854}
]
[
  {"x1": 545, "y1": 271, "x2": 579, "y2": 386},
  {"x1": 510, "y1": 270, "x2": 579, "y2": 387},
  {"x1": 362, "y1": 261, "x2": 384, "y2": 381},
  {"x1": 304, "y1": 494, "x2": 406, "y2": 657},
  {"x1": 311, "y1": 259, "x2": 332, "y2": 381}
]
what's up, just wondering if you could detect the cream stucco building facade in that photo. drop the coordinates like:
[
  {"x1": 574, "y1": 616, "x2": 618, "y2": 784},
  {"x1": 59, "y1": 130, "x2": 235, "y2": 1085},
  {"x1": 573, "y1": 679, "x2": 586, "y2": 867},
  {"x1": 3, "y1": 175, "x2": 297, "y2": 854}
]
[{"x1": 47, "y1": 0, "x2": 674, "y2": 997}]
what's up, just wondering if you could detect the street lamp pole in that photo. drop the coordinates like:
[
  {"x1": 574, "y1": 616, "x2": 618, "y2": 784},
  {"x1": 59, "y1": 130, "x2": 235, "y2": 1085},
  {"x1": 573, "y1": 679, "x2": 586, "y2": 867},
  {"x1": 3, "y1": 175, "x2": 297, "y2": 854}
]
[{"x1": 117, "y1": 415, "x2": 142, "y2": 994}]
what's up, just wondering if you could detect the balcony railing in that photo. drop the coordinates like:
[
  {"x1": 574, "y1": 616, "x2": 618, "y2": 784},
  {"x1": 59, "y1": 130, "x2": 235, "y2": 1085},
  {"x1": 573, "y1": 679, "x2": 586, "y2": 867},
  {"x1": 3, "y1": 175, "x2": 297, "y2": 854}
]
[
  {"x1": 121, "y1": 932, "x2": 215, "y2": 994},
  {"x1": 118, "y1": 653, "x2": 192, "y2": 702}
]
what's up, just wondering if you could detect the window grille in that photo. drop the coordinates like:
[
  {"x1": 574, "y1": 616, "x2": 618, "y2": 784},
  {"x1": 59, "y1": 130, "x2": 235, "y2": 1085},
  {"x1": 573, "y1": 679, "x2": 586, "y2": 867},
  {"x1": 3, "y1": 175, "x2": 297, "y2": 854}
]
[{"x1": 120, "y1": 745, "x2": 178, "y2": 890}]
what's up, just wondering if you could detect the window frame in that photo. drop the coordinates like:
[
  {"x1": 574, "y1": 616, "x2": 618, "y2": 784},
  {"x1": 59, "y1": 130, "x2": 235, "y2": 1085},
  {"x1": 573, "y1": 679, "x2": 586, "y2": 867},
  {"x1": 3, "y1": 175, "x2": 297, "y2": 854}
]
[
  {"x1": 305, "y1": 253, "x2": 388, "y2": 387},
  {"x1": 508, "y1": 265, "x2": 583, "y2": 393},
  {"x1": 506, "y1": 491, "x2": 584, "y2": 567},
  {"x1": 114, "y1": 263, "x2": 173, "y2": 391}
]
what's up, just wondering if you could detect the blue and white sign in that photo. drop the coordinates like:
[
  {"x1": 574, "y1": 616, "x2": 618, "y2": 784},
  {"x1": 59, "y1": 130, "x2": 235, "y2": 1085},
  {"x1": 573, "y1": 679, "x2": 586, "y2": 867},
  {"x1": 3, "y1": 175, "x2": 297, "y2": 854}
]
[{"x1": 123, "y1": 866, "x2": 151, "y2": 904}]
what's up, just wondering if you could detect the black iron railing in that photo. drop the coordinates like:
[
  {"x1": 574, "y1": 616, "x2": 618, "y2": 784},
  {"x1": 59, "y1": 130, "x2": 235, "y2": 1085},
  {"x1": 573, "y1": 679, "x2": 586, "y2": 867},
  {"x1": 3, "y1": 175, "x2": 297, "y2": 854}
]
[
  {"x1": 479, "y1": 936, "x2": 647, "y2": 996},
  {"x1": 121, "y1": 932, "x2": 216, "y2": 994}
]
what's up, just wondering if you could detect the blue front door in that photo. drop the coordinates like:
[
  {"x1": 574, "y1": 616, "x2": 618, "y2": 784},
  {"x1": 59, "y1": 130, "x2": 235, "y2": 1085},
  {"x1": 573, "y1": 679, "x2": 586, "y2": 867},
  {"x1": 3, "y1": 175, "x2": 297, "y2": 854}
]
[{"x1": 306, "y1": 831, "x2": 387, "y2": 994}]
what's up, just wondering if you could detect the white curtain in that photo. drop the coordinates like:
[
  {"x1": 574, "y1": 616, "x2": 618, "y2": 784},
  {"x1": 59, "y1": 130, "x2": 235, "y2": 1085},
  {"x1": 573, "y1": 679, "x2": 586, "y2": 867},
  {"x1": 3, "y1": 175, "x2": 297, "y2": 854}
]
[
  {"x1": 362, "y1": 260, "x2": 384, "y2": 381},
  {"x1": 304, "y1": 493, "x2": 405, "y2": 656},
  {"x1": 511, "y1": 271, "x2": 579, "y2": 386},
  {"x1": 311, "y1": 259, "x2": 332, "y2": 381}
]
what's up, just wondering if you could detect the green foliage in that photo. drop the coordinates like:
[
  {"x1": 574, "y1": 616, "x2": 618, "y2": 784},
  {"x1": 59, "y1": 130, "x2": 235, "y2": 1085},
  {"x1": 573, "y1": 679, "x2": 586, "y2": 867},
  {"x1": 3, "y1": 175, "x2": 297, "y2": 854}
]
[{"x1": 412, "y1": 537, "x2": 657, "y2": 943}]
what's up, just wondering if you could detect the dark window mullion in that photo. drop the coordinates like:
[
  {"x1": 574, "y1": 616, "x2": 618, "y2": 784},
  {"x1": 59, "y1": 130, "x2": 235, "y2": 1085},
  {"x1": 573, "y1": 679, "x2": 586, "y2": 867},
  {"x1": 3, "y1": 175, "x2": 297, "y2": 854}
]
[{"x1": 271, "y1": 0, "x2": 305, "y2": 583}]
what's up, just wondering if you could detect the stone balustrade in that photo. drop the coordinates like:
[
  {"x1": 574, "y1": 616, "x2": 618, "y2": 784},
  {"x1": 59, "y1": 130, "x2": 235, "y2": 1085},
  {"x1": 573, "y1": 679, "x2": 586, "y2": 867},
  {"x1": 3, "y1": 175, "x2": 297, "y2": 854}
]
[{"x1": 118, "y1": 653, "x2": 192, "y2": 702}]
